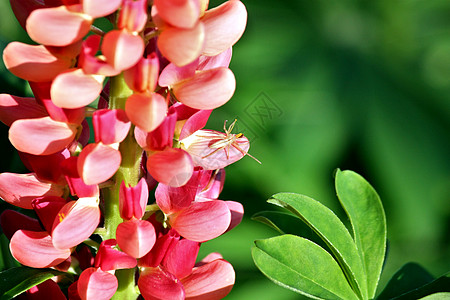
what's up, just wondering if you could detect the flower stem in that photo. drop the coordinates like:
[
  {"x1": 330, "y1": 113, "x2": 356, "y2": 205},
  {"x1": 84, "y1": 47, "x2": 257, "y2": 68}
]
[{"x1": 103, "y1": 74, "x2": 141, "y2": 300}]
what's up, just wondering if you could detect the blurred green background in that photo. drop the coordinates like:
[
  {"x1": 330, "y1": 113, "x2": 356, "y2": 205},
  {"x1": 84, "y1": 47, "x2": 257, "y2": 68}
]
[{"x1": 1, "y1": 0, "x2": 449, "y2": 299}]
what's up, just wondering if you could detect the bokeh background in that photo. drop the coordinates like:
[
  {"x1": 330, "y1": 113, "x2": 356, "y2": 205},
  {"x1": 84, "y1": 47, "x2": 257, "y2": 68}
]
[{"x1": 1, "y1": 0, "x2": 449, "y2": 299}]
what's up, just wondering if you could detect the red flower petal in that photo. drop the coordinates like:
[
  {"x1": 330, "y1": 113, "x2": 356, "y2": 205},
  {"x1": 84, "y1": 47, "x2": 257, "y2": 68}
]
[
  {"x1": 61, "y1": 156, "x2": 100, "y2": 198},
  {"x1": 77, "y1": 143, "x2": 121, "y2": 185},
  {"x1": 182, "y1": 259, "x2": 235, "y2": 299},
  {"x1": 153, "y1": 0, "x2": 200, "y2": 29},
  {"x1": 135, "y1": 110, "x2": 176, "y2": 152},
  {"x1": 10, "y1": 230, "x2": 71, "y2": 268},
  {"x1": 158, "y1": 22, "x2": 205, "y2": 67},
  {"x1": 147, "y1": 148, "x2": 193, "y2": 187},
  {"x1": 119, "y1": 178, "x2": 148, "y2": 220},
  {"x1": 168, "y1": 200, "x2": 231, "y2": 242},
  {"x1": 93, "y1": 109, "x2": 131, "y2": 145},
  {"x1": 201, "y1": 0, "x2": 247, "y2": 56},
  {"x1": 116, "y1": 219, "x2": 156, "y2": 258},
  {"x1": 162, "y1": 239, "x2": 200, "y2": 279},
  {"x1": 82, "y1": 0, "x2": 122, "y2": 18},
  {"x1": 26, "y1": 6, "x2": 92, "y2": 46},
  {"x1": 197, "y1": 47, "x2": 232, "y2": 70},
  {"x1": 32, "y1": 196, "x2": 67, "y2": 234},
  {"x1": 0, "y1": 94, "x2": 47, "y2": 127},
  {"x1": 26, "y1": 279, "x2": 66, "y2": 300},
  {"x1": 77, "y1": 267, "x2": 118, "y2": 300},
  {"x1": 224, "y1": 201, "x2": 243, "y2": 232},
  {"x1": 118, "y1": 0, "x2": 148, "y2": 32},
  {"x1": 3, "y1": 42, "x2": 73, "y2": 82},
  {"x1": 9, "y1": 116, "x2": 78, "y2": 155},
  {"x1": 172, "y1": 67, "x2": 235, "y2": 110},
  {"x1": 139, "y1": 229, "x2": 179, "y2": 268},
  {"x1": 123, "y1": 54, "x2": 159, "y2": 93},
  {"x1": 158, "y1": 60, "x2": 198, "y2": 87},
  {"x1": 95, "y1": 239, "x2": 137, "y2": 271},
  {"x1": 0, "y1": 172, "x2": 64, "y2": 209},
  {"x1": 9, "y1": 0, "x2": 46, "y2": 29},
  {"x1": 102, "y1": 30, "x2": 144, "y2": 71},
  {"x1": 179, "y1": 109, "x2": 212, "y2": 140},
  {"x1": 0, "y1": 210, "x2": 42, "y2": 240},
  {"x1": 125, "y1": 92, "x2": 167, "y2": 132},
  {"x1": 51, "y1": 68, "x2": 104, "y2": 109},
  {"x1": 138, "y1": 267, "x2": 185, "y2": 300},
  {"x1": 51, "y1": 197, "x2": 100, "y2": 249}
]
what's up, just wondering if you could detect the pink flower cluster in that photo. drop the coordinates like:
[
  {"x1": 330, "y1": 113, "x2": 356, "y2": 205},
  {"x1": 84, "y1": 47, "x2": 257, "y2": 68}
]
[{"x1": 0, "y1": 0, "x2": 252, "y2": 299}]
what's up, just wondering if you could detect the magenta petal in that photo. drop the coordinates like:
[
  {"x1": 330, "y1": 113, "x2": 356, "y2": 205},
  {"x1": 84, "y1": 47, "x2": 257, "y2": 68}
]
[
  {"x1": 141, "y1": 111, "x2": 177, "y2": 152},
  {"x1": 169, "y1": 200, "x2": 231, "y2": 242},
  {"x1": 201, "y1": 0, "x2": 247, "y2": 56},
  {"x1": 82, "y1": 0, "x2": 122, "y2": 18},
  {"x1": 198, "y1": 168, "x2": 225, "y2": 199},
  {"x1": 138, "y1": 267, "x2": 185, "y2": 300},
  {"x1": 116, "y1": 219, "x2": 156, "y2": 258},
  {"x1": 77, "y1": 143, "x2": 121, "y2": 185},
  {"x1": 10, "y1": 230, "x2": 71, "y2": 268},
  {"x1": 182, "y1": 259, "x2": 235, "y2": 299},
  {"x1": 102, "y1": 30, "x2": 144, "y2": 71},
  {"x1": 51, "y1": 68, "x2": 104, "y2": 109},
  {"x1": 139, "y1": 229, "x2": 180, "y2": 268},
  {"x1": 26, "y1": 278, "x2": 66, "y2": 300},
  {"x1": 32, "y1": 196, "x2": 67, "y2": 233},
  {"x1": 0, "y1": 94, "x2": 47, "y2": 127},
  {"x1": 172, "y1": 67, "x2": 235, "y2": 110},
  {"x1": 78, "y1": 267, "x2": 118, "y2": 300},
  {"x1": 0, "y1": 210, "x2": 42, "y2": 240},
  {"x1": 179, "y1": 109, "x2": 212, "y2": 140},
  {"x1": 95, "y1": 239, "x2": 137, "y2": 271},
  {"x1": 93, "y1": 109, "x2": 131, "y2": 145},
  {"x1": 9, "y1": 116, "x2": 78, "y2": 155},
  {"x1": 224, "y1": 201, "x2": 243, "y2": 232},
  {"x1": 162, "y1": 239, "x2": 200, "y2": 279},
  {"x1": 147, "y1": 148, "x2": 193, "y2": 187},
  {"x1": 26, "y1": 6, "x2": 92, "y2": 46},
  {"x1": 197, "y1": 48, "x2": 232, "y2": 70},
  {"x1": 19, "y1": 149, "x2": 70, "y2": 185},
  {"x1": 61, "y1": 156, "x2": 99, "y2": 198},
  {"x1": 119, "y1": 178, "x2": 148, "y2": 220},
  {"x1": 2, "y1": 42, "x2": 73, "y2": 82},
  {"x1": 51, "y1": 197, "x2": 100, "y2": 249},
  {"x1": 0, "y1": 172, "x2": 64, "y2": 209}
]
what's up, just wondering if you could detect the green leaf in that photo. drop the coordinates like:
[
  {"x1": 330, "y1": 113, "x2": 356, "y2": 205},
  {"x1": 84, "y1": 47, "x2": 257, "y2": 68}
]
[
  {"x1": 269, "y1": 193, "x2": 368, "y2": 299},
  {"x1": 376, "y1": 262, "x2": 435, "y2": 300},
  {"x1": 252, "y1": 234, "x2": 359, "y2": 300},
  {"x1": 335, "y1": 169, "x2": 387, "y2": 298},
  {"x1": 0, "y1": 267, "x2": 70, "y2": 299},
  {"x1": 419, "y1": 293, "x2": 450, "y2": 300}
]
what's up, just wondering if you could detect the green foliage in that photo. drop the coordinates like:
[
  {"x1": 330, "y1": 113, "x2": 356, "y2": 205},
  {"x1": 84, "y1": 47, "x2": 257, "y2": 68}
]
[{"x1": 0, "y1": 267, "x2": 70, "y2": 299}]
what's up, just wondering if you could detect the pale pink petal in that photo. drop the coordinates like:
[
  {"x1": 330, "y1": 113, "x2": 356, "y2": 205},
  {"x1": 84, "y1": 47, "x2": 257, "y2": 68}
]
[
  {"x1": 197, "y1": 252, "x2": 223, "y2": 266},
  {"x1": 95, "y1": 239, "x2": 137, "y2": 271},
  {"x1": 77, "y1": 143, "x2": 121, "y2": 185},
  {"x1": 102, "y1": 30, "x2": 144, "y2": 71},
  {"x1": 93, "y1": 109, "x2": 131, "y2": 145},
  {"x1": 78, "y1": 267, "x2": 118, "y2": 300},
  {"x1": 51, "y1": 197, "x2": 100, "y2": 249},
  {"x1": 29, "y1": 81, "x2": 86, "y2": 124},
  {"x1": 153, "y1": 0, "x2": 200, "y2": 29},
  {"x1": 197, "y1": 168, "x2": 225, "y2": 199},
  {"x1": 182, "y1": 259, "x2": 235, "y2": 299},
  {"x1": 179, "y1": 109, "x2": 212, "y2": 140},
  {"x1": 147, "y1": 148, "x2": 193, "y2": 187},
  {"x1": 79, "y1": 35, "x2": 120, "y2": 76},
  {"x1": 61, "y1": 156, "x2": 100, "y2": 198},
  {"x1": 180, "y1": 129, "x2": 249, "y2": 170},
  {"x1": 162, "y1": 239, "x2": 200, "y2": 279},
  {"x1": 124, "y1": 54, "x2": 159, "y2": 93},
  {"x1": 116, "y1": 219, "x2": 156, "y2": 258},
  {"x1": 3, "y1": 42, "x2": 73, "y2": 82},
  {"x1": 172, "y1": 67, "x2": 235, "y2": 110},
  {"x1": 224, "y1": 201, "x2": 243, "y2": 232},
  {"x1": 201, "y1": 0, "x2": 247, "y2": 56},
  {"x1": 26, "y1": 6, "x2": 92, "y2": 46},
  {"x1": 169, "y1": 200, "x2": 231, "y2": 242},
  {"x1": 125, "y1": 92, "x2": 167, "y2": 132},
  {"x1": 158, "y1": 22, "x2": 205, "y2": 67},
  {"x1": 10, "y1": 230, "x2": 71, "y2": 268},
  {"x1": 51, "y1": 68, "x2": 104, "y2": 109},
  {"x1": 119, "y1": 178, "x2": 148, "y2": 220},
  {"x1": 138, "y1": 267, "x2": 185, "y2": 300},
  {"x1": 197, "y1": 47, "x2": 232, "y2": 70},
  {"x1": 82, "y1": 0, "x2": 122, "y2": 18},
  {"x1": 9, "y1": 116, "x2": 78, "y2": 155},
  {"x1": 0, "y1": 94, "x2": 47, "y2": 126},
  {"x1": 0, "y1": 210, "x2": 42, "y2": 240},
  {"x1": 158, "y1": 59, "x2": 198, "y2": 87},
  {"x1": 118, "y1": 0, "x2": 148, "y2": 32},
  {"x1": 0, "y1": 172, "x2": 64, "y2": 209}
]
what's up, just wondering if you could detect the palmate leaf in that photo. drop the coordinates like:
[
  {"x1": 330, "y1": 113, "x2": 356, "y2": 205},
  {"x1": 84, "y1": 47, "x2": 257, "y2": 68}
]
[
  {"x1": 252, "y1": 234, "x2": 359, "y2": 300},
  {"x1": 0, "y1": 266, "x2": 70, "y2": 300},
  {"x1": 335, "y1": 169, "x2": 387, "y2": 298},
  {"x1": 268, "y1": 193, "x2": 368, "y2": 299}
]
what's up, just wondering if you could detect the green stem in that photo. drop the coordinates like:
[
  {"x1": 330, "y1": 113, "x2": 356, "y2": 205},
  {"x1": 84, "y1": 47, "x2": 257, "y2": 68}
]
[{"x1": 103, "y1": 74, "x2": 141, "y2": 300}]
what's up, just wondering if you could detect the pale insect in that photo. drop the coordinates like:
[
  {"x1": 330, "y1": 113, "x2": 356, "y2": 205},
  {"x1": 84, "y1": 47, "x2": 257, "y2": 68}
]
[{"x1": 200, "y1": 119, "x2": 261, "y2": 164}]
